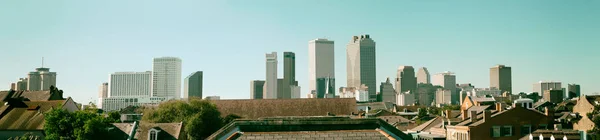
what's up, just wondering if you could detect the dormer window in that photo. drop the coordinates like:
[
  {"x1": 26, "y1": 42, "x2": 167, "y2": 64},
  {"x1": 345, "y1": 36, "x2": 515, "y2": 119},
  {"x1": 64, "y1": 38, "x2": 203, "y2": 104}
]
[{"x1": 149, "y1": 128, "x2": 161, "y2": 140}]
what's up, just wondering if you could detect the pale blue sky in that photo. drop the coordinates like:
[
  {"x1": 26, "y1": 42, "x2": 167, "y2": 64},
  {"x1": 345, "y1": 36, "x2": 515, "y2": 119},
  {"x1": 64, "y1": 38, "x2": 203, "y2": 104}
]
[{"x1": 1, "y1": 0, "x2": 599, "y2": 104}]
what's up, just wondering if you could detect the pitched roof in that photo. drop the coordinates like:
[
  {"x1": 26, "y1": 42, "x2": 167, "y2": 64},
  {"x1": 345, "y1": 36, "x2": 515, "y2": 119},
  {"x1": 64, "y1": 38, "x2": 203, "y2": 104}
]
[
  {"x1": 112, "y1": 122, "x2": 183, "y2": 140},
  {"x1": 466, "y1": 105, "x2": 492, "y2": 114},
  {"x1": 0, "y1": 100, "x2": 67, "y2": 130},
  {"x1": 519, "y1": 129, "x2": 581, "y2": 140},
  {"x1": 455, "y1": 106, "x2": 547, "y2": 127},
  {"x1": 0, "y1": 90, "x2": 59, "y2": 102},
  {"x1": 471, "y1": 96, "x2": 496, "y2": 103},
  {"x1": 395, "y1": 105, "x2": 424, "y2": 112},
  {"x1": 533, "y1": 101, "x2": 551, "y2": 109},
  {"x1": 409, "y1": 116, "x2": 445, "y2": 132},
  {"x1": 206, "y1": 116, "x2": 413, "y2": 140},
  {"x1": 211, "y1": 98, "x2": 357, "y2": 119},
  {"x1": 357, "y1": 102, "x2": 396, "y2": 111}
]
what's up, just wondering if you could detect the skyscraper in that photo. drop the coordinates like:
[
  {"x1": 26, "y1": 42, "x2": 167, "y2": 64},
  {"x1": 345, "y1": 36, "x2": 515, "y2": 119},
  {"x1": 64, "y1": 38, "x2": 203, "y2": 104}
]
[
  {"x1": 152, "y1": 57, "x2": 182, "y2": 100},
  {"x1": 309, "y1": 38, "x2": 335, "y2": 97},
  {"x1": 433, "y1": 71, "x2": 458, "y2": 104},
  {"x1": 568, "y1": 84, "x2": 580, "y2": 99},
  {"x1": 417, "y1": 67, "x2": 430, "y2": 84},
  {"x1": 27, "y1": 67, "x2": 57, "y2": 91},
  {"x1": 265, "y1": 52, "x2": 278, "y2": 99},
  {"x1": 380, "y1": 78, "x2": 396, "y2": 103},
  {"x1": 347, "y1": 34, "x2": 377, "y2": 102},
  {"x1": 282, "y1": 52, "x2": 296, "y2": 99},
  {"x1": 490, "y1": 65, "x2": 512, "y2": 94},
  {"x1": 250, "y1": 80, "x2": 265, "y2": 99},
  {"x1": 533, "y1": 81, "x2": 561, "y2": 98},
  {"x1": 98, "y1": 82, "x2": 108, "y2": 109},
  {"x1": 184, "y1": 71, "x2": 203, "y2": 99},
  {"x1": 396, "y1": 66, "x2": 417, "y2": 94},
  {"x1": 110, "y1": 71, "x2": 152, "y2": 97}
]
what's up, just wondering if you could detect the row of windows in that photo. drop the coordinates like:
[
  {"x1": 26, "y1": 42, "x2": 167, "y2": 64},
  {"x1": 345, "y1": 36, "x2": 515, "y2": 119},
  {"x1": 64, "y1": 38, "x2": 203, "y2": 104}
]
[{"x1": 491, "y1": 124, "x2": 544, "y2": 138}]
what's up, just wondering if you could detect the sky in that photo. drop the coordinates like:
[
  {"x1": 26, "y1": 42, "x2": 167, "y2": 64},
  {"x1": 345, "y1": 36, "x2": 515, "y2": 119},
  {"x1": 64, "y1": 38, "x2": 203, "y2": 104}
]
[{"x1": 1, "y1": 0, "x2": 599, "y2": 104}]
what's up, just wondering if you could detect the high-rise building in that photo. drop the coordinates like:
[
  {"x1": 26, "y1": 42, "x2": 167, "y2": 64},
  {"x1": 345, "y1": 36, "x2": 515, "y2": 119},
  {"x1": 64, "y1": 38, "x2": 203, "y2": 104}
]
[
  {"x1": 265, "y1": 52, "x2": 278, "y2": 99},
  {"x1": 433, "y1": 71, "x2": 458, "y2": 104},
  {"x1": 435, "y1": 89, "x2": 453, "y2": 105},
  {"x1": 282, "y1": 52, "x2": 296, "y2": 99},
  {"x1": 110, "y1": 71, "x2": 152, "y2": 97},
  {"x1": 250, "y1": 80, "x2": 265, "y2": 99},
  {"x1": 16, "y1": 78, "x2": 28, "y2": 91},
  {"x1": 347, "y1": 34, "x2": 377, "y2": 102},
  {"x1": 416, "y1": 67, "x2": 430, "y2": 84},
  {"x1": 27, "y1": 67, "x2": 57, "y2": 91},
  {"x1": 543, "y1": 89, "x2": 563, "y2": 104},
  {"x1": 184, "y1": 71, "x2": 203, "y2": 99},
  {"x1": 98, "y1": 82, "x2": 108, "y2": 109},
  {"x1": 308, "y1": 38, "x2": 335, "y2": 98},
  {"x1": 152, "y1": 57, "x2": 182, "y2": 100},
  {"x1": 533, "y1": 81, "x2": 561, "y2": 98},
  {"x1": 490, "y1": 65, "x2": 512, "y2": 94},
  {"x1": 380, "y1": 78, "x2": 396, "y2": 103},
  {"x1": 568, "y1": 84, "x2": 581, "y2": 99},
  {"x1": 397, "y1": 92, "x2": 415, "y2": 106},
  {"x1": 395, "y1": 66, "x2": 417, "y2": 94}
]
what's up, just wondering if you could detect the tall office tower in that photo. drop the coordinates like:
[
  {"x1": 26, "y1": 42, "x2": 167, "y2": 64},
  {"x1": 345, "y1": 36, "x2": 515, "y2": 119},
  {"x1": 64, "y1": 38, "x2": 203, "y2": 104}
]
[
  {"x1": 416, "y1": 67, "x2": 430, "y2": 84},
  {"x1": 27, "y1": 67, "x2": 57, "y2": 91},
  {"x1": 568, "y1": 84, "x2": 581, "y2": 99},
  {"x1": 309, "y1": 38, "x2": 335, "y2": 98},
  {"x1": 16, "y1": 78, "x2": 28, "y2": 91},
  {"x1": 490, "y1": 65, "x2": 512, "y2": 94},
  {"x1": 543, "y1": 89, "x2": 564, "y2": 104},
  {"x1": 98, "y1": 82, "x2": 108, "y2": 109},
  {"x1": 281, "y1": 52, "x2": 296, "y2": 99},
  {"x1": 316, "y1": 77, "x2": 335, "y2": 98},
  {"x1": 533, "y1": 81, "x2": 561, "y2": 98},
  {"x1": 265, "y1": 52, "x2": 278, "y2": 99},
  {"x1": 110, "y1": 71, "x2": 152, "y2": 97},
  {"x1": 184, "y1": 71, "x2": 203, "y2": 99},
  {"x1": 380, "y1": 78, "x2": 396, "y2": 103},
  {"x1": 152, "y1": 57, "x2": 182, "y2": 100},
  {"x1": 395, "y1": 66, "x2": 417, "y2": 94},
  {"x1": 347, "y1": 34, "x2": 377, "y2": 102},
  {"x1": 250, "y1": 80, "x2": 265, "y2": 99},
  {"x1": 433, "y1": 71, "x2": 458, "y2": 104}
]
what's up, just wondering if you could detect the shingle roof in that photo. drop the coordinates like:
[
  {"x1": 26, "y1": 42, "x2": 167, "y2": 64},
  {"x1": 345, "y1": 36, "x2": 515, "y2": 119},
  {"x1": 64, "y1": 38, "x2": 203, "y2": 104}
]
[
  {"x1": 466, "y1": 105, "x2": 492, "y2": 114},
  {"x1": 409, "y1": 116, "x2": 444, "y2": 132},
  {"x1": 0, "y1": 90, "x2": 58, "y2": 102},
  {"x1": 206, "y1": 116, "x2": 413, "y2": 140},
  {"x1": 112, "y1": 122, "x2": 183, "y2": 140},
  {"x1": 211, "y1": 98, "x2": 357, "y2": 119},
  {"x1": 0, "y1": 100, "x2": 67, "y2": 130}
]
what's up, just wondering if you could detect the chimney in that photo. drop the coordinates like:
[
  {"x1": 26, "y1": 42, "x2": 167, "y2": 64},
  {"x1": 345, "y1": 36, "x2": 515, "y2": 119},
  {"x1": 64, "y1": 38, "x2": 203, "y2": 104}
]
[
  {"x1": 483, "y1": 110, "x2": 491, "y2": 122},
  {"x1": 470, "y1": 111, "x2": 477, "y2": 122},
  {"x1": 495, "y1": 102, "x2": 502, "y2": 112},
  {"x1": 544, "y1": 107, "x2": 554, "y2": 116},
  {"x1": 445, "y1": 110, "x2": 452, "y2": 119},
  {"x1": 461, "y1": 109, "x2": 467, "y2": 120}
]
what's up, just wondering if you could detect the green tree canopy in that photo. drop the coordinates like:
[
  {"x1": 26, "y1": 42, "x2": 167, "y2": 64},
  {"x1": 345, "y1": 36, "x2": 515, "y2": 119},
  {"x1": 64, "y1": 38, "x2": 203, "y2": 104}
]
[
  {"x1": 44, "y1": 108, "x2": 117, "y2": 140},
  {"x1": 142, "y1": 99, "x2": 225, "y2": 140}
]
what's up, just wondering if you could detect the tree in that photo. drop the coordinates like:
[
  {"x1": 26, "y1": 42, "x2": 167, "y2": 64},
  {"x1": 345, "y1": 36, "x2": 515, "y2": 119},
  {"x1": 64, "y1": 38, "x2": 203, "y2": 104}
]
[
  {"x1": 142, "y1": 99, "x2": 224, "y2": 140},
  {"x1": 223, "y1": 114, "x2": 242, "y2": 125},
  {"x1": 45, "y1": 108, "x2": 116, "y2": 140},
  {"x1": 107, "y1": 111, "x2": 121, "y2": 123}
]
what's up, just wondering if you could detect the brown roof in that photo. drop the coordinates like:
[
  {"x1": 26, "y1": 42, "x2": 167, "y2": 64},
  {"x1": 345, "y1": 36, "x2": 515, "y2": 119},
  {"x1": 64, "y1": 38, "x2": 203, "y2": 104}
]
[
  {"x1": 211, "y1": 98, "x2": 357, "y2": 119},
  {"x1": 409, "y1": 116, "x2": 445, "y2": 132},
  {"x1": 520, "y1": 129, "x2": 581, "y2": 140},
  {"x1": 238, "y1": 130, "x2": 390, "y2": 140},
  {"x1": 112, "y1": 122, "x2": 183, "y2": 140},
  {"x1": 395, "y1": 105, "x2": 424, "y2": 112},
  {"x1": 0, "y1": 90, "x2": 57, "y2": 101},
  {"x1": 0, "y1": 100, "x2": 67, "y2": 130}
]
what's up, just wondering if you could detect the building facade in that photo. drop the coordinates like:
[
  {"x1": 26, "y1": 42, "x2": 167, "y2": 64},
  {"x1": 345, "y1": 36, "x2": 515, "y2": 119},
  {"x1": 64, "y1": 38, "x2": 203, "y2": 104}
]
[
  {"x1": 490, "y1": 65, "x2": 512, "y2": 94},
  {"x1": 543, "y1": 89, "x2": 564, "y2": 104},
  {"x1": 567, "y1": 84, "x2": 580, "y2": 99},
  {"x1": 27, "y1": 67, "x2": 57, "y2": 91},
  {"x1": 102, "y1": 97, "x2": 166, "y2": 112},
  {"x1": 282, "y1": 52, "x2": 296, "y2": 99},
  {"x1": 347, "y1": 34, "x2": 377, "y2": 102},
  {"x1": 265, "y1": 52, "x2": 278, "y2": 99},
  {"x1": 152, "y1": 57, "x2": 182, "y2": 100},
  {"x1": 433, "y1": 71, "x2": 457, "y2": 104},
  {"x1": 417, "y1": 67, "x2": 430, "y2": 84},
  {"x1": 435, "y1": 89, "x2": 454, "y2": 105},
  {"x1": 380, "y1": 78, "x2": 396, "y2": 103},
  {"x1": 109, "y1": 71, "x2": 152, "y2": 97},
  {"x1": 15, "y1": 78, "x2": 28, "y2": 91},
  {"x1": 397, "y1": 92, "x2": 415, "y2": 106},
  {"x1": 250, "y1": 80, "x2": 265, "y2": 99},
  {"x1": 396, "y1": 66, "x2": 417, "y2": 94},
  {"x1": 184, "y1": 71, "x2": 203, "y2": 99},
  {"x1": 98, "y1": 82, "x2": 108, "y2": 109},
  {"x1": 308, "y1": 38, "x2": 335, "y2": 99},
  {"x1": 533, "y1": 81, "x2": 561, "y2": 98}
]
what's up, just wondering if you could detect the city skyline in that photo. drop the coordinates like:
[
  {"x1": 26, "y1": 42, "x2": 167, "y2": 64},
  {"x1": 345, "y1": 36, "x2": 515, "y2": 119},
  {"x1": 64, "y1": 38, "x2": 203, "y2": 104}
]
[{"x1": 1, "y1": 1, "x2": 599, "y2": 104}]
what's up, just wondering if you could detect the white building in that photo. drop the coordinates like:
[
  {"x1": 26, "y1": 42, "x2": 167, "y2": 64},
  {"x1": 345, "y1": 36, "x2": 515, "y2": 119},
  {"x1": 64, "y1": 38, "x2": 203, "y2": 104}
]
[
  {"x1": 152, "y1": 57, "x2": 182, "y2": 100},
  {"x1": 102, "y1": 97, "x2": 166, "y2": 112},
  {"x1": 533, "y1": 81, "x2": 562, "y2": 97},
  {"x1": 110, "y1": 71, "x2": 152, "y2": 97},
  {"x1": 416, "y1": 67, "x2": 430, "y2": 84},
  {"x1": 98, "y1": 83, "x2": 108, "y2": 109},
  {"x1": 265, "y1": 52, "x2": 278, "y2": 99},
  {"x1": 291, "y1": 85, "x2": 301, "y2": 99},
  {"x1": 347, "y1": 34, "x2": 377, "y2": 102},
  {"x1": 436, "y1": 89, "x2": 453, "y2": 105},
  {"x1": 397, "y1": 92, "x2": 415, "y2": 106},
  {"x1": 433, "y1": 71, "x2": 457, "y2": 104},
  {"x1": 27, "y1": 67, "x2": 57, "y2": 91},
  {"x1": 308, "y1": 38, "x2": 335, "y2": 97},
  {"x1": 338, "y1": 86, "x2": 369, "y2": 102}
]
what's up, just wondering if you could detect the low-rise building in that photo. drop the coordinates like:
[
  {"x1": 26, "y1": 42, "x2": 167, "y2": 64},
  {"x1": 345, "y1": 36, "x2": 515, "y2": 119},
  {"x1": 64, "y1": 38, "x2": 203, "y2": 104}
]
[
  {"x1": 101, "y1": 97, "x2": 166, "y2": 112},
  {"x1": 110, "y1": 121, "x2": 185, "y2": 140}
]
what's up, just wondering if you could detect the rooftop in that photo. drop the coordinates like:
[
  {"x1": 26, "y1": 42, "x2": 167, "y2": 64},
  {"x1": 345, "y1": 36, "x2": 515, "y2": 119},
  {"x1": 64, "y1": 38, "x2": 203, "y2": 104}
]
[{"x1": 211, "y1": 98, "x2": 357, "y2": 119}]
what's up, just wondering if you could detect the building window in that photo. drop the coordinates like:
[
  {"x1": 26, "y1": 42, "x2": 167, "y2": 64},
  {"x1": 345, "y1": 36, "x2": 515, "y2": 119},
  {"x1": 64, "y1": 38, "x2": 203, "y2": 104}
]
[
  {"x1": 149, "y1": 130, "x2": 157, "y2": 140},
  {"x1": 502, "y1": 126, "x2": 512, "y2": 136},
  {"x1": 491, "y1": 126, "x2": 501, "y2": 137},
  {"x1": 521, "y1": 125, "x2": 531, "y2": 135}
]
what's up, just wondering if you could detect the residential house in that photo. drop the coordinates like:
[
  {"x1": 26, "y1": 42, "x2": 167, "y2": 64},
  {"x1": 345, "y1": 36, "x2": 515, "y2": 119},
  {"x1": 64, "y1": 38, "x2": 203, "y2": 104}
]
[
  {"x1": 573, "y1": 95, "x2": 600, "y2": 132},
  {"x1": 206, "y1": 116, "x2": 414, "y2": 140},
  {"x1": 110, "y1": 121, "x2": 185, "y2": 140},
  {"x1": 460, "y1": 96, "x2": 496, "y2": 113},
  {"x1": 0, "y1": 97, "x2": 78, "y2": 139}
]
